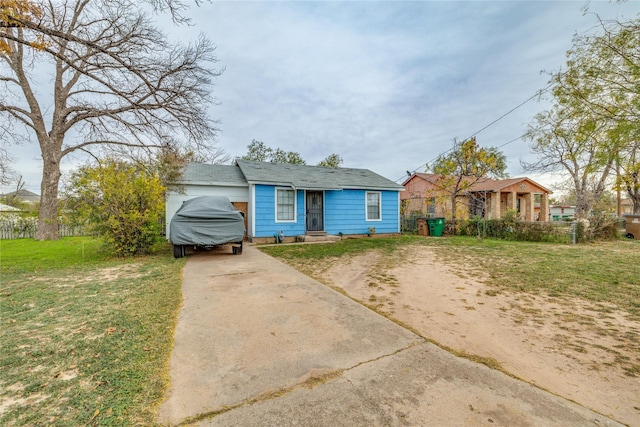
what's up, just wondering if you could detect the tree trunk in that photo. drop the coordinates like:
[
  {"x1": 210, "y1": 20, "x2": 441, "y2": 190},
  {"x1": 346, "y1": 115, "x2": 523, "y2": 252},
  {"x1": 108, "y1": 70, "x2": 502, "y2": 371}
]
[
  {"x1": 574, "y1": 185, "x2": 592, "y2": 219},
  {"x1": 36, "y1": 151, "x2": 62, "y2": 240},
  {"x1": 630, "y1": 191, "x2": 640, "y2": 215},
  {"x1": 450, "y1": 193, "x2": 458, "y2": 222}
]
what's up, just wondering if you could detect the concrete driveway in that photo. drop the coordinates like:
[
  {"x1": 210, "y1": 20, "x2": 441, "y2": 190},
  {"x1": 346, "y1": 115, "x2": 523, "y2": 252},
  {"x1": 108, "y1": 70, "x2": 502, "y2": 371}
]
[{"x1": 158, "y1": 245, "x2": 623, "y2": 427}]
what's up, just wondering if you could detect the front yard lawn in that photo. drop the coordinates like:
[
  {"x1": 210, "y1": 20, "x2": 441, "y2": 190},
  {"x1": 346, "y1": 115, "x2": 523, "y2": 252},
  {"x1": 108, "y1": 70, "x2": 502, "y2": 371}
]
[
  {"x1": 262, "y1": 235, "x2": 640, "y2": 319},
  {"x1": 0, "y1": 237, "x2": 185, "y2": 426}
]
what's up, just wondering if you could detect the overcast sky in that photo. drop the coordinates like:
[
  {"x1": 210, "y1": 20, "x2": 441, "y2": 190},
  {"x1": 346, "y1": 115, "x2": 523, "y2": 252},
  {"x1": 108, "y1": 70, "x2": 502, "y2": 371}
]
[{"x1": 3, "y1": 0, "x2": 639, "y2": 194}]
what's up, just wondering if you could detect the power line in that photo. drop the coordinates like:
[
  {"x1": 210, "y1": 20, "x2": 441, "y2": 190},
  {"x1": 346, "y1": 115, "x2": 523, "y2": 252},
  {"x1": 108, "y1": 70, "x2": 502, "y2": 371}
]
[
  {"x1": 394, "y1": 83, "x2": 554, "y2": 183},
  {"x1": 466, "y1": 83, "x2": 553, "y2": 140}
]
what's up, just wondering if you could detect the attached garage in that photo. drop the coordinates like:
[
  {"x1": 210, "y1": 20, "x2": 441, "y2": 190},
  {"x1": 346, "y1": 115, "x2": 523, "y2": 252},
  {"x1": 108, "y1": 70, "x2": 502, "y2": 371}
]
[{"x1": 165, "y1": 163, "x2": 249, "y2": 238}]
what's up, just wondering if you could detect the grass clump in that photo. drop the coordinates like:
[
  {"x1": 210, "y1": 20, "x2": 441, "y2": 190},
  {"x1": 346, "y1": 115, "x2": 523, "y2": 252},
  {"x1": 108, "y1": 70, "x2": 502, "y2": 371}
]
[{"x1": 0, "y1": 237, "x2": 185, "y2": 426}]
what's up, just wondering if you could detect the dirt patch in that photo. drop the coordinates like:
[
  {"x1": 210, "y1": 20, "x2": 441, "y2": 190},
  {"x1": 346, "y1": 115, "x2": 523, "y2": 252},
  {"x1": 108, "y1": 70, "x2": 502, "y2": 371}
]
[
  {"x1": 305, "y1": 245, "x2": 640, "y2": 426},
  {"x1": 36, "y1": 264, "x2": 145, "y2": 287}
]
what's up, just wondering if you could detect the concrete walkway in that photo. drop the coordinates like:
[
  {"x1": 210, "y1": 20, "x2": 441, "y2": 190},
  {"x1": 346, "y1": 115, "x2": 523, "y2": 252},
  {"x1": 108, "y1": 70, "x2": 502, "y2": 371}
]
[{"x1": 158, "y1": 245, "x2": 623, "y2": 427}]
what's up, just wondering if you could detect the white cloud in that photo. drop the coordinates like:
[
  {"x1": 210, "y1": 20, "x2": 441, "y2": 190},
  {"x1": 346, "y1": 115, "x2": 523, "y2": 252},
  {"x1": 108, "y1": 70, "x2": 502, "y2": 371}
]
[{"x1": 3, "y1": 0, "x2": 638, "y2": 194}]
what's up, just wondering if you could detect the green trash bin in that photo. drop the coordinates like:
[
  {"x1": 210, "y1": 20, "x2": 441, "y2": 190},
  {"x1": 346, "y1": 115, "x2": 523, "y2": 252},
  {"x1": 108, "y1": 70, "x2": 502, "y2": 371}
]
[{"x1": 426, "y1": 217, "x2": 445, "y2": 237}]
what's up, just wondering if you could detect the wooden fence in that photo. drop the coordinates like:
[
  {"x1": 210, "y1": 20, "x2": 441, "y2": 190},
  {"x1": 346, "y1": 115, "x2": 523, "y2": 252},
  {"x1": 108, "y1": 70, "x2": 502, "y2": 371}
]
[{"x1": 0, "y1": 220, "x2": 89, "y2": 240}]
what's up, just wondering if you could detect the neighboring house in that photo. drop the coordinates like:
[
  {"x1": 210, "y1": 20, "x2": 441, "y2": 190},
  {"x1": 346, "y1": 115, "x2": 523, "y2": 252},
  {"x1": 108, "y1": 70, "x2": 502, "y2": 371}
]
[
  {"x1": 401, "y1": 173, "x2": 552, "y2": 222},
  {"x1": 166, "y1": 160, "x2": 405, "y2": 243},
  {"x1": 621, "y1": 198, "x2": 634, "y2": 215},
  {"x1": 0, "y1": 203, "x2": 20, "y2": 213},
  {"x1": 0, "y1": 189, "x2": 40, "y2": 204},
  {"x1": 549, "y1": 205, "x2": 576, "y2": 221}
]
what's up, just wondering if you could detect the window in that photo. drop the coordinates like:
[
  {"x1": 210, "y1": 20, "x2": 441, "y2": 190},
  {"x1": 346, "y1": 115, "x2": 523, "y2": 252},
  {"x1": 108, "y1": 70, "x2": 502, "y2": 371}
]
[
  {"x1": 276, "y1": 188, "x2": 295, "y2": 221},
  {"x1": 366, "y1": 192, "x2": 381, "y2": 221},
  {"x1": 427, "y1": 197, "x2": 436, "y2": 216}
]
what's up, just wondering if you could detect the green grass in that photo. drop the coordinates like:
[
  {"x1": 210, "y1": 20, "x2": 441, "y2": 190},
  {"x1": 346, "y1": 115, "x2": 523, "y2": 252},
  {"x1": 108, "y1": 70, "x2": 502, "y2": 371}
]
[
  {"x1": 0, "y1": 236, "x2": 107, "y2": 274},
  {"x1": 0, "y1": 237, "x2": 185, "y2": 426},
  {"x1": 262, "y1": 235, "x2": 640, "y2": 319},
  {"x1": 262, "y1": 235, "x2": 419, "y2": 260}
]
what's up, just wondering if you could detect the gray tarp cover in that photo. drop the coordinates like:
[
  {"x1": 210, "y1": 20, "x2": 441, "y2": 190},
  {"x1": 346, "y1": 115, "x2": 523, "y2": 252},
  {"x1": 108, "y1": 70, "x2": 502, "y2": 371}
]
[{"x1": 170, "y1": 196, "x2": 245, "y2": 246}]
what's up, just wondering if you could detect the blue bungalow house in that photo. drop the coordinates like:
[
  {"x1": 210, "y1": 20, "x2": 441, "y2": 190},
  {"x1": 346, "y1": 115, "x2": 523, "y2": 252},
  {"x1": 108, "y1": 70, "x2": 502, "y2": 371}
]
[{"x1": 166, "y1": 160, "x2": 404, "y2": 243}]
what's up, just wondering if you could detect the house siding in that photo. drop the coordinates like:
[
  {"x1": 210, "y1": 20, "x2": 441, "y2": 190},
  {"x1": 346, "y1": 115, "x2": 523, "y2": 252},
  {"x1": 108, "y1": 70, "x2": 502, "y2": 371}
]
[
  {"x1": 253, "y1": 185, "x2": 306, "y2": 237},
  {"x1": 252, "y1": 186, "x2": 400, "y2": 238},
  {"x1": 324, "y1": 189, "x2": 399, "y2": 235}
]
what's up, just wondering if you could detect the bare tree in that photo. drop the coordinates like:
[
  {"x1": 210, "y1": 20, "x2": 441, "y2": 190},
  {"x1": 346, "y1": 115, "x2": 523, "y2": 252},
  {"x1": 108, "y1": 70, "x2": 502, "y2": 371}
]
[
  {"x1": 0, "y1": 144, "x2": 15, "y2": 185},
  {"x1": 1, "y1": 0, "x2": 223, "y2": 239}
]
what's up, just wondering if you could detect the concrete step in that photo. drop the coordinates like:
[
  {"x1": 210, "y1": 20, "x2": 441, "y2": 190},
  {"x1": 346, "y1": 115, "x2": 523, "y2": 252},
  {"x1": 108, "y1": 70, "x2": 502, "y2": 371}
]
[{"x1": 297, "y1": 234, "x2": 341, "y2": 243}]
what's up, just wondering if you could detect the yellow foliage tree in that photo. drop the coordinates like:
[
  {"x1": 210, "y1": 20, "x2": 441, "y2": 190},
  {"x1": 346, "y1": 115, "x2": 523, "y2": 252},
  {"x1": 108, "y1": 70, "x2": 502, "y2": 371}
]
[
  {"x1": 0, "y1": 0, "x2": 45, "y2": 54},
  {"x1": 429, "y1": 137, "x2": 507, "y2": 222}
]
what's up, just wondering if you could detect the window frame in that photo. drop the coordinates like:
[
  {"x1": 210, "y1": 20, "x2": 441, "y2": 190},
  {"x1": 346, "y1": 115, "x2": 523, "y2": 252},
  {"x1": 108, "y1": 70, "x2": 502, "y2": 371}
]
[
  {"x1": 275, "y1": 187, "x2": 296, "y2": 223},
  {"x1": 365, "y1": 191, "x2": 382, "y2": 221}
]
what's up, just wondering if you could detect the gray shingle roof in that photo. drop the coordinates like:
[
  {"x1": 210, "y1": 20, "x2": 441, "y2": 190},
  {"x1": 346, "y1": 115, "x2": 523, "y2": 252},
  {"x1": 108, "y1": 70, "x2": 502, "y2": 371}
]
[
  {"x1": 1, "y1": 189, "x2": 40, "y2": 202},
  {"x1": 236, "y1": 159, "x2": 404, "y2": 191},
  {"x1": 180, "y1": 163, "x2": 247, "y2": 186}
]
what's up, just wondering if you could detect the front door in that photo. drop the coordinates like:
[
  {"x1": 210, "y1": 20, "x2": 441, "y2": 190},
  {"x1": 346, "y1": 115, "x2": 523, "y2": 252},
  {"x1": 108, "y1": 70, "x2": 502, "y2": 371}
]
[{"x1": 306, "y1": 191, "x2": 324, "y2": 232}]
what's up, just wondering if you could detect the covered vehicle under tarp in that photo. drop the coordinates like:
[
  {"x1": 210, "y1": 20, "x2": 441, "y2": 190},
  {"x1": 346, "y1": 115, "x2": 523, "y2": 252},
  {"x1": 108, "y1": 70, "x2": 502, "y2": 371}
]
[{"x1": 170, "y1": 196, "x2": 245, "y2": 258}]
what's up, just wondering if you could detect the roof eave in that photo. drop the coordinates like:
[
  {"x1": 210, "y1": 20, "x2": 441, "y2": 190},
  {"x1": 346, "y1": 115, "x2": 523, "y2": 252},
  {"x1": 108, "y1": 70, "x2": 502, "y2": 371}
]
[{"x1": 171, "y1": 180, "x2": 248, "y2": 187}]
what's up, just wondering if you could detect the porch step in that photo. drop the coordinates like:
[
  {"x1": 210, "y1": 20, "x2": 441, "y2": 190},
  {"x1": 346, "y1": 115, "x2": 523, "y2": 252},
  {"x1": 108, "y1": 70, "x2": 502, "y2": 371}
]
[
  {"x1": 297, "y1": 234, "x2": 341, "y2": 243},
  {"x1": 306, "y1": 231, "x2": 327, "y2": 236}
]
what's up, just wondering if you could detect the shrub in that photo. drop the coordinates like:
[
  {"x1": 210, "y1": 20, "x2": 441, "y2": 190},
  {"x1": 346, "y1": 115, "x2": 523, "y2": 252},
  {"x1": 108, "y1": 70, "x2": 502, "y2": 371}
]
[
  {"x1": 65, "y1": 159, "x2": 166, "y2": 256},
  {"x1": 584, "y1": 214, "x2": 620, "y2": 241},
  {"x1": 454, "y1": 217, "x2": 572, "y2": 243}
]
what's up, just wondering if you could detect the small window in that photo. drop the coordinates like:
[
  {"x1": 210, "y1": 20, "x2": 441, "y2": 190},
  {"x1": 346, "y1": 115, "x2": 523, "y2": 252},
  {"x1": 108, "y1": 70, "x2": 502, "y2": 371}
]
[
  {"x1": 427, "y1": 197, "x2": 436, "y2": 215},
  {"x1": 276, "y1": 188, "x2": 295, "y2": 222},
  {"x1": 366, "y1": 192, "x2": 381, "y2": 221}
]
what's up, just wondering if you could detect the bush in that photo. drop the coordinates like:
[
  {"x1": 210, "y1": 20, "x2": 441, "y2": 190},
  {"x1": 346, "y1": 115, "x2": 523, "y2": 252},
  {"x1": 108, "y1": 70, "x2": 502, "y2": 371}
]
[
  {"x1": 453, "y1": 217, "x2": 572, "y2": 243},
  {"x1": 65, "y1": 159, "x2": 166, "y2": 256},
  {"x1": 451, "y1": 213, "x2": 624, "y2": 244},
  {"x1": 583, "y1": 214, "x2": 620, "y2": 241}
]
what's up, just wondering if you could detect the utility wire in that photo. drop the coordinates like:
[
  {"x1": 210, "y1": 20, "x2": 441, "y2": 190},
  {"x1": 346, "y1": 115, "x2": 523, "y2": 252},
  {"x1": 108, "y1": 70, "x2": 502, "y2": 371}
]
[{"x1": 394, "y1": 82, "x2": 555, "y2": 183}]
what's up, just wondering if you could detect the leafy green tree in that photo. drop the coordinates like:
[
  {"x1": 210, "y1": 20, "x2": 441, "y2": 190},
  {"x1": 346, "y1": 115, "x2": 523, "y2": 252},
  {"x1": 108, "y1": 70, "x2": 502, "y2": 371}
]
[
  {"x1": 615, "y1": 140, "x2": 640, "y2": 214},
  {"x1": 65, "y1": 159, "x2": 166, "y2": 257},
  {"x1": 242, "y1": 140, "x2": 305, "y2": 164},
  {"x1": 242, "y1": 140, "x2": 343, "y2": 167},
  {"x1": 525, "y1": 16, "x2": 639, "y2": 216},
  {"x1": 318, "y1": 153, "x2": 343, "y2": 168},
  {"x1": 241, "y1": 140, "x2": 274, "y2": 162},
  {"x1": 525, "y1": 107, "x2": 616, "y2": 218},
  {"x1": 429, "y1": 137, "x2": 507, "y2": 221},
  {"x1": 270, "y1": 148, "x2": 306, "y2": 165}
]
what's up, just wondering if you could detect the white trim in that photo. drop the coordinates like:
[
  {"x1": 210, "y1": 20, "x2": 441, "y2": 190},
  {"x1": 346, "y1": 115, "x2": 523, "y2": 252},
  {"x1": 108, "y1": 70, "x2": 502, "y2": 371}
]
[
  {"x1": 397, "y1": 192, "x2": 401, "y2": 233},
  {"x1": 176, "y1": 181, "x2": 248, "y2": 188},
  {"x1": 366, "y1": 191, "x2": 382, "y2": 221},
  {"x1": 275, "y1": 187, "x2": 297, "y2": 223},
  {"x1": 250, "y1": 184, "x2": 256, "y2": 237}
]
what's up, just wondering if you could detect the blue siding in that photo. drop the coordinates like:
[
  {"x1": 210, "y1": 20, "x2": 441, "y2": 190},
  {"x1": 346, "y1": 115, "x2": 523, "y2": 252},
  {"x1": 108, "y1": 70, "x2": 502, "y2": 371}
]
[
  {"x1": 324, "y1": 189, "x2": 399, "y2": 235},
  {"x1": 254, "y1": 185, "x2": 305, "y2": 237},
  {"x1": 254, "y1": 185, "x2": 399, "y2": 237}
]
